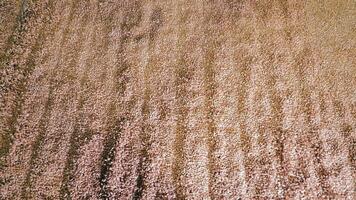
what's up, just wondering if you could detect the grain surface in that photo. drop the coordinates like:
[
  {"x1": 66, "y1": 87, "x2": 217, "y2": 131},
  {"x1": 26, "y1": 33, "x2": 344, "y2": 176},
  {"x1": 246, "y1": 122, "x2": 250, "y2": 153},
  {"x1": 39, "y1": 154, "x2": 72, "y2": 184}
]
[{"x1": 0, "y1": 0, "x2": 355, "y2": 199}]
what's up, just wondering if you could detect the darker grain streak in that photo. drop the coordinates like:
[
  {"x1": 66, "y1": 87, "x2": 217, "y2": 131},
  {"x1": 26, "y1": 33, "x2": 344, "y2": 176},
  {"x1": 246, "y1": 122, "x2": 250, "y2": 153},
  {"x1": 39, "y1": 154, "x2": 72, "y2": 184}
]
[
  {"x1": 252, "y1": 0, "x2": 273, "y2": 23},
  {"x1": 277, "y1": 0, "x2": 290, "y2": 19},
  {"x1": 133, "y1": 5, "x2": 164, "y2": 200},
  {"x1": 202, "y1": 5, "x2": 221, "y2": 198},
  {"x1": 133, "y1": 89, "x2": 151, "y2": 200},
  {"x1": 203, "y1": 40, "x2": 219, "y2": 200},
  {"x1": 265, "y1": 49, "x2": 287, "y2": 199},
  {"x1": 0, "y1": 0, "x2": 55, "y2": 167},
  {"x1": 342, "y1": 124, "x2": 355, "y2": 169},
  {"x1": 59, "y1": 3, "x2": 95, "y2": 198},
  {"x1": 236, "y1": 53, "x2": 252, "y2": 191},
  {"x1": 172, "y1": 8, "x2": 190, "y2": 199},
  {"x1": 99, "y1": 117, "x2": 125, "y2": 200},
  {"x1": 20, "y1": 0, "x2": 81, "y2": 198},
  {"x1": 0, "y1": 0, "x2": 30, "y2": 66},
  {"x1": 222, "y1": 0, "x2": 244, "y2": 19},
  {"x1": 205, "y1": 52, "x2": 218, "y2": 200},
  {"x1": 172, "y1": 55, "x2": 190, "y2": 200},
  {"x1": 296, "y1": 48, "x2": 335, "y2": 199},
  {"x1": 98, "y1": 2, "x2": 143, "y2": 199},
  {"x1": 95, "y1": 5, "x2": 124, "y2": 199},
  {"x1": 332, "y1": 100, "x2": 355, "y2": 190},
  {"x1": 121, "y1": 1, "x2": 142, "y2": 43},
  {"x1": 20, "y1": 85, "x2": 54, "y2": 199},
  {"x1": 98, "y1": 61, "x2": 130, "y2": 199},
  {"x1": 149, "y1": 8, "x2": 163, "y2": 42}
]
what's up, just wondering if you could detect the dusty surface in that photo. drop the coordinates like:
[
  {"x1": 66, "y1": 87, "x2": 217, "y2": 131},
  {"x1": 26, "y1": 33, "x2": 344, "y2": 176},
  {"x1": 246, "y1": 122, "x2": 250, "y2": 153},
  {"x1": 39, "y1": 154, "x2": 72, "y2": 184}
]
[{"x1": 0, "y1": 0, "x2": 355, "y2": 199}]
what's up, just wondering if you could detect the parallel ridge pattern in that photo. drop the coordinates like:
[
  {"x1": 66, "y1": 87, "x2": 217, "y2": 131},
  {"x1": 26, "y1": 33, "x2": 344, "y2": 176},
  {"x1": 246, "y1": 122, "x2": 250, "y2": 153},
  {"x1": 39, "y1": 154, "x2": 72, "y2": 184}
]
[{"x1": 1, "y1": 0, "x2": 355, "y2": 199}]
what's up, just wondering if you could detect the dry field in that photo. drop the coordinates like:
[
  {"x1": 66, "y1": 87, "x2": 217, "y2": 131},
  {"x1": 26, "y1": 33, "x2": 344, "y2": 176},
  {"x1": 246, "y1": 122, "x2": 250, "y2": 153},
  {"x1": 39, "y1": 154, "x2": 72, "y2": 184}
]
[{"x1": 0, "y1": 0, "x2": 355, "y2": 199}]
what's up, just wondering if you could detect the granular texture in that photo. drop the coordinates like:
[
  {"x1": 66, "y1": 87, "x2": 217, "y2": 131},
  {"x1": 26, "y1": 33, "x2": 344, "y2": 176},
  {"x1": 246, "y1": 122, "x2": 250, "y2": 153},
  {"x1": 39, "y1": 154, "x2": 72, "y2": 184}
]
[{"x1": 0, "y1": 0, "x2": 355, "y2": 199}]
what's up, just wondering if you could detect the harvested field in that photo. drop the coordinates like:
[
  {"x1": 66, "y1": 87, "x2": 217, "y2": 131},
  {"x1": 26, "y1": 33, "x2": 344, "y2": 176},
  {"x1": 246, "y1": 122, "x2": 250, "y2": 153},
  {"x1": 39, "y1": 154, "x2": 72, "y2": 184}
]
[{"x1": 0, "y1": 0, "x2": 355, "y2": 199}]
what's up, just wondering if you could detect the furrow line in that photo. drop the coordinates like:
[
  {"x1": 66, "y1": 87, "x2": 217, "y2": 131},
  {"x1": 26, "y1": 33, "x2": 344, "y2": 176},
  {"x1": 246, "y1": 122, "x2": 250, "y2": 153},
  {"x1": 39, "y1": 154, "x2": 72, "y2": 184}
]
[
  {"x1": 19, "y1": 1, "x2": 81, "y2": 198},
  {"x1": 202, "y1": 8, "x2": 220, "y2": 198},
  {"x1": 59, "y1": 1, "x2": 98, "y2": 199},
  {"x1": 296, "y1": 48, "x2": 334, "y2": 198},
  {"x1": 98, "y1": 1, "x2": 143, "y2": 199},
  {"x1": 0, "y1": 0, "x2": 57, "y2": 168},
  {"x1": 172, "y1": 1, "x2": 189, "y2": 198}
]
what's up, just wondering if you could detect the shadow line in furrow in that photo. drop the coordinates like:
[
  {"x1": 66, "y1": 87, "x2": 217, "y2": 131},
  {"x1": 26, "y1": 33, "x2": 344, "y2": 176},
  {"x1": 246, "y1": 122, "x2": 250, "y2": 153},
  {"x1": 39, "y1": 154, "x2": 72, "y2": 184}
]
[
  {"x1": 172, "y1": 58, "x2": 189, "y2": 199},
  {"x1": 267, "y1": 58, "x2": 287, "y2": 199},
  {"x1": 95, "y1": 8, "x2": 118, "y2": 200},
  {"x1": 319, "y1": 92, "x2": 354, "y2": 196},
  {"x1": 202, "y1": 4, "x2": 222, "y2": 199},
  {"x1": 250, "y1": 33, "x2": 273, "y2": 199},
  {"x1": 133, "y1": 89, "x2": 150, "y2": 200},
  {"x1": 171, "y1": 7, "x2": 189, "y2": 199},
  {"x1": 98, "y1": 61, "x2": 131, "y2": 199},
  {"x1": 99, "y1": 115, "x2": 125, "y2": 200},
  {"x1": 59, "y1": 2, "x2": 96, "y2": 199},
  {"x1": 171, "y1": 56, "x2": 189, "y2": 198},
  {"x1": 351, "y1": 101, "x2": 356, "y2": 186},
  {"x1": 133, "y1": 6, "x2": 163, "y2": 200},
  {"x1": 172, "y1": 69, "x2": 188, "y2": 199},
  {"x1": 256, "y1": 23, "x2": 287, "y2": 195},
  {"x1": 0, "y1": 0, "x2": 29, "y2": 67},
  {"x1": 276, "y1": 3, "x2": 308, "y2": 196},
  {"x1": 20, "y1": 1, "x2": 80, "y2": 198},
  {"x1": 235, "y1": 54, "x2": 252, "y2": 195},
  {"x1": 0, "y1": 0, "x2": 56, "y2": 167},
  {"x1": 20, "y1": 85, "x2": 54, "y2": 199},
  {"x1": 296, "y1": 48, "x2": 334, "y2": 198},
  {"x1": 334, "y1": 100, "x2": 355, "y2": 178},
  {"x1": 98, "y1": 2, "x2": 143, "y2": 199},
  {"x1": 151, "y1": 9, "x2": 167, "y2": 200},
  {"x1": 203, "y1": 41, "x2": 219, "y2": 200},
  {"x1": 324, "y1": 95, "x2": 355, "y2": 185}
]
